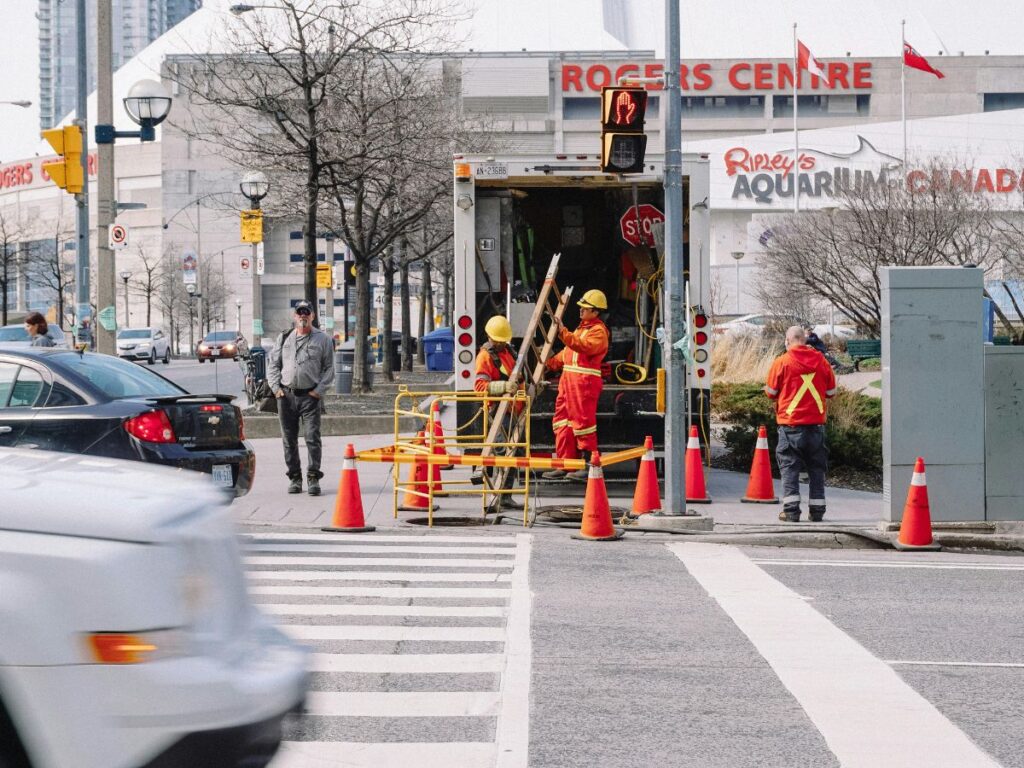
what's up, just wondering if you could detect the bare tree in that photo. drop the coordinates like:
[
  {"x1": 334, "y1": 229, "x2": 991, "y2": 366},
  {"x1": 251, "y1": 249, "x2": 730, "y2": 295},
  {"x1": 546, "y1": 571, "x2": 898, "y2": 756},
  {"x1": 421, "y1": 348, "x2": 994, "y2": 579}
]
[
  {"x1": 157, "y1": 249, "x2": 190, "y2": 354},
  {"x1": 0, "y1": 208, "x2": 26, "y2": 326},
  {"x1": 25, "y1": 209, "x2": 75, "y2": 329},
  {"x1": 130, "y1": 243, "x2": 165, "y2": 327},
  {"x1": 756, "y1": 158, "x2": 1009, "y2": 336}
]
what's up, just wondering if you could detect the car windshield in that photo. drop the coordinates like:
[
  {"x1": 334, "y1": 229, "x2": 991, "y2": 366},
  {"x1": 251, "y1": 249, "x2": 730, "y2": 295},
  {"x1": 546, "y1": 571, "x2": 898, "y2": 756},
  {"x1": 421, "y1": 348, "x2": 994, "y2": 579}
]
[
  {"x1": 118, "y1": 329, "x2": 152, "y2": 339},
  {"x1": 0, "y1": 326, "x2": 30, "y2": 341},
  {"x1": 207, "y1": 331, "x2": 237, "y2": 341},
  {"x1": 57, "y1": 353, "x2": 184, "y2": 399}
]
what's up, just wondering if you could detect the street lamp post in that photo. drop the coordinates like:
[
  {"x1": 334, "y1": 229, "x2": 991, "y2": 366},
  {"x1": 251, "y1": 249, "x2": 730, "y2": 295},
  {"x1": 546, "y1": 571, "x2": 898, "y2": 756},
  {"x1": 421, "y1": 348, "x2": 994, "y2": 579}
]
[
  {"x1": 235, "y1": 298, "x2": 243, "y2": 333},
  {"x1": 730, "y1": 251, "x2": 745, "y2": 314},
  {"x1": 119, "y1": 270, "x2": 132, "y2": 328},
  {"x1": 240, "y1": 171, "x2": 270, "y2": 347}
]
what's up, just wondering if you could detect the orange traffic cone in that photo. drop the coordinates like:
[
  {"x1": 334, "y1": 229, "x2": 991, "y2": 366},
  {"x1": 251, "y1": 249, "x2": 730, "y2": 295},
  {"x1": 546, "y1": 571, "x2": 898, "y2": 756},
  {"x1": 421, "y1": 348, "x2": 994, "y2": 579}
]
[
  {"x1": 398, "y1": 432, "x2": 438, "y2": 512},
  {"x1": 323, "y1": 444, "x2": 375, "y2": 532},
  {"x1": 430, "y1": 400, "x2": 454, "y2": 471},
  {"x1": 426, "y1": 423, "x2": 448, "y2": 498},
  {"x1": 685, "y1": 425, "x2": 711, "y2": 504},
  {"x1": 895, "y1": 457, "x2": 941, "y2": 551},
  {"x1": 742, "y1": 426, "x2": 779, "y2": 504},
  {"x1": 571, "y1": 452, "x2": 623, "y2": 541},
  {"x1": 631, "y1": 435, "x2": 661, "y2": 515}
]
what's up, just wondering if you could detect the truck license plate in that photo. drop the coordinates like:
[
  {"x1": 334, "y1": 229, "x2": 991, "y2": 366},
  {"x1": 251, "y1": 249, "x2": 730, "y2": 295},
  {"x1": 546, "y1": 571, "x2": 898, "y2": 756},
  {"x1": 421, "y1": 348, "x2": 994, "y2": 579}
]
[
  {"x1": 212, "y1": 464, "x2": 233, "y2": 487},
  {"x1": 476, "y1": 164, "x2": 508, "y2": 179}
]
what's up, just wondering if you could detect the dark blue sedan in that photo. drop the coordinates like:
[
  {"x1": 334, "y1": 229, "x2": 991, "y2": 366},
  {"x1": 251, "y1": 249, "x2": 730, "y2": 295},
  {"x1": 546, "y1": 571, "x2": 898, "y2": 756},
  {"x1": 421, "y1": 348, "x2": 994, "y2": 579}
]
[{"x1": 0, "y1": 348, "x2": 254, "y2": 496}]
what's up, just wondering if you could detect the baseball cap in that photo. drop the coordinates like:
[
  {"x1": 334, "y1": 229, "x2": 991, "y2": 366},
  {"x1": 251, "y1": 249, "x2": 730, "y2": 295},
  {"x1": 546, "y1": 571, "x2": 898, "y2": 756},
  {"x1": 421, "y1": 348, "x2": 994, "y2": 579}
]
[{"x1": 294, "y1": 300, "x2": 313, "y2": 314}]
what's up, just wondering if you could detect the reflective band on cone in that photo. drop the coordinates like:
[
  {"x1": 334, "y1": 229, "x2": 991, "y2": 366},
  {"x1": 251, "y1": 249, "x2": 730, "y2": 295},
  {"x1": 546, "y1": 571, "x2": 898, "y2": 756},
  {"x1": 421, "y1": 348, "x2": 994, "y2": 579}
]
[{"x1": 323, "y1": 443, "x2": 376, "y2": 533}]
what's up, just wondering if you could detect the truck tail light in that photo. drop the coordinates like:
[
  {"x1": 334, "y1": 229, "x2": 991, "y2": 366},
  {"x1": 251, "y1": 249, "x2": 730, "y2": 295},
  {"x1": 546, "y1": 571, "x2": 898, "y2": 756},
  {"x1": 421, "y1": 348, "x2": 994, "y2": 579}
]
[{"x1": 458, "y1": 315, "x2": 473, "y2": 329}]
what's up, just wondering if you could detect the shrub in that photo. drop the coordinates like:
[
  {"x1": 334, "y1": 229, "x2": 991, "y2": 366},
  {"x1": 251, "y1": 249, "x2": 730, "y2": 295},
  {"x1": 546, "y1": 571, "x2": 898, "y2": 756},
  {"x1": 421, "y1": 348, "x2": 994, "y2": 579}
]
[{"x1": 713, "y1": 382, "x2": 881, "y2": 474}]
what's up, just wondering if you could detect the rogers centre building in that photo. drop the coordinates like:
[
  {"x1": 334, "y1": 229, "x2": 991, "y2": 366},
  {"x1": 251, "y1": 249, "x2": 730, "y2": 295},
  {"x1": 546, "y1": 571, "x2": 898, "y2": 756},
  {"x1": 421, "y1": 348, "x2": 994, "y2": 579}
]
[{"x1": 3, "y1": 14, "x2": 1024, "y2": 335}]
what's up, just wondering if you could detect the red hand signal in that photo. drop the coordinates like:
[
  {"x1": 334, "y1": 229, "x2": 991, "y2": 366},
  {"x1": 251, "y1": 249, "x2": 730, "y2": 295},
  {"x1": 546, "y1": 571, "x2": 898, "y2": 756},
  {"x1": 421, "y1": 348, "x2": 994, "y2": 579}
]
[{"x1": 614, "y1": 91, "x2": 637, "y2": 125}]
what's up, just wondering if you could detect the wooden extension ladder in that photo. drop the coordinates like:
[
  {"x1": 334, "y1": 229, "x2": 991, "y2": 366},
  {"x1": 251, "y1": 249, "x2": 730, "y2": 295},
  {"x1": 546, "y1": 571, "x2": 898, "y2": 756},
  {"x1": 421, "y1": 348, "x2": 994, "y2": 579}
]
[{"x1": 480, "y1": 252, "x2": 573, "y2": 511}]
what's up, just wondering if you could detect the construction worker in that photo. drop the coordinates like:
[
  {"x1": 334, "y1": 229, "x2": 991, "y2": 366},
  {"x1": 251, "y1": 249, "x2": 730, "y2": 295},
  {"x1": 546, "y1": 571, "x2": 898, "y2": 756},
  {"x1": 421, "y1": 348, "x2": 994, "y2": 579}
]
[
  {"x1": 543, "y1": 289, "x2": 610, "y2": 482},
  {"x1": 764, "y1": 325, "x2": 837, "y2": 523},
  {"x1": 474, "y1": 315, "x2": 518, "y2": 397}
]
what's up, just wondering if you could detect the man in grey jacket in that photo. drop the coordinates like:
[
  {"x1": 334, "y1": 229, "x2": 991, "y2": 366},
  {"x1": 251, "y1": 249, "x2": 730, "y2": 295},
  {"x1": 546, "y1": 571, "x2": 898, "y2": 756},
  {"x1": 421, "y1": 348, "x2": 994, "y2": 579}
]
[{"x1": 267, "y1": 300, "x2": 336, "y2": 495}]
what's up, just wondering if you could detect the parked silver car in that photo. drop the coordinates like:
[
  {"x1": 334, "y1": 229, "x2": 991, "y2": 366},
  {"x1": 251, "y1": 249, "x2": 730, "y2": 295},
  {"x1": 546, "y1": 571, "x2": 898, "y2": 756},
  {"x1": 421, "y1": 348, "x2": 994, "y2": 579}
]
[{"x1": 117, "y1": 327, "x2": 171, "y2": 365}]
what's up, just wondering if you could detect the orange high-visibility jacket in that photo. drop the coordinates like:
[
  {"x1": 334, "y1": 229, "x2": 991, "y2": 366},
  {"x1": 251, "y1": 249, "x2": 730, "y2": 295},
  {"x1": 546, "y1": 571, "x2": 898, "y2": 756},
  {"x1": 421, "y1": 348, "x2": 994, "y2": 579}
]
[
  {"x1": 474, "y1": 343, "x2": 517, "y2": 394},
  {"x1": 547, "y1": 318, "x2": 609, "y2": 378},
  {"x1": 764, "y1": 345, "x2": 837, "y2": 426}
]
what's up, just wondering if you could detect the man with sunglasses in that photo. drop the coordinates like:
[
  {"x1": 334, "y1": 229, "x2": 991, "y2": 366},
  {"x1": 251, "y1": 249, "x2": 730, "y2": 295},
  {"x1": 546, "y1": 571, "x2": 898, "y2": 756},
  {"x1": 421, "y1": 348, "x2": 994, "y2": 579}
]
[{"x1": 267, "y1": 300, "x2": 336, "y2": 495}]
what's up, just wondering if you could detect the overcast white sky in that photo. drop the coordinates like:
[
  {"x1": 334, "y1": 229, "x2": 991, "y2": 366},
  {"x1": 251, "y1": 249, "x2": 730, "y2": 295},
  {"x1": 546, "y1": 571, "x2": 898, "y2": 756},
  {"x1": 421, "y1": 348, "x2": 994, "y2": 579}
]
[{"x1": 2, "y1": 0, "x2": 1022, "y2": 162}]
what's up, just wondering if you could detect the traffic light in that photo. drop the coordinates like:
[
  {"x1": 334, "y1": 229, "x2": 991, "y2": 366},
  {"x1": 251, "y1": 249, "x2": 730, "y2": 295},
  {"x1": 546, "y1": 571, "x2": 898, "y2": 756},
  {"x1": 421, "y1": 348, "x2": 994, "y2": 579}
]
[
  {"x1": 600, "y1": 86, "x2": 648, "y2": 174},
  {"x1": 41, "y1": 125, "x2": 84, "y2": 195}
]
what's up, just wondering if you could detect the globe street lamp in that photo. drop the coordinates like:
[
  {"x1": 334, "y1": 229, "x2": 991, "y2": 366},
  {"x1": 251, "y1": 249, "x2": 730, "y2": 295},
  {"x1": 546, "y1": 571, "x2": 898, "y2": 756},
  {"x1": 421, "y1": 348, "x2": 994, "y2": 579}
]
[
  {"x1": 119, "y1": 270, "x2": 132, "y2": 328},
  {"x1": 95, "y1": 79, "x2": 172, "y2": 144},
  {"x1": 240, "y1": 171, "x2": 270, "y2": 347}
]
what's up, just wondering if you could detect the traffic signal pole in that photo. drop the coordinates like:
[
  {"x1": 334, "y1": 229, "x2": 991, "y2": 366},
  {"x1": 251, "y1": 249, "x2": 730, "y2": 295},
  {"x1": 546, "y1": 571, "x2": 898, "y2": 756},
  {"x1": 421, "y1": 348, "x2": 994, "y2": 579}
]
[
  {"x1": 662, "y1": 0, "x2": 688, "y2": 514},
  {"x1": 95, "y1": 0, "x2": 117, "y2": 355},
  {"x1": 74, "y1": 0, "x2": 90, "y2": 340}
]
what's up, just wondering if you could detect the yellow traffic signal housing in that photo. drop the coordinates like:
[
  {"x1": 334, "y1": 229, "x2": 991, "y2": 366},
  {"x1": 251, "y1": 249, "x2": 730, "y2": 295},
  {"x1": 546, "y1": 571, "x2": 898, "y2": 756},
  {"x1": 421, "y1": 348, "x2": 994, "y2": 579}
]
[
  {"x1": 600, "y1": 87, "x2": 648, "y2": 174},
  {"x1": 41, "y1": 125, "x2": 84, "y2": 194}
]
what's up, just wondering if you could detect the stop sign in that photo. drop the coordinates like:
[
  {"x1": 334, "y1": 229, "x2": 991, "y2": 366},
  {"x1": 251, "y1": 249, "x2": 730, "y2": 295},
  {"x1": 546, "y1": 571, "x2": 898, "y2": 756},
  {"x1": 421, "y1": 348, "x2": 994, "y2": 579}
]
[{"x1": 619, "y1": 204, "x2": 665, "y2": 247}]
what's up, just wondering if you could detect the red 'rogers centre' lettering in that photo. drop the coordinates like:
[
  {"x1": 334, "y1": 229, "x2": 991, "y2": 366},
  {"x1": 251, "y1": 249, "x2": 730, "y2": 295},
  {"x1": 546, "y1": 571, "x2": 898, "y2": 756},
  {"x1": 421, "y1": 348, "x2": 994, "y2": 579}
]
[{"x1": 562, "y1": 61, "x2": 873, "y2": 92}]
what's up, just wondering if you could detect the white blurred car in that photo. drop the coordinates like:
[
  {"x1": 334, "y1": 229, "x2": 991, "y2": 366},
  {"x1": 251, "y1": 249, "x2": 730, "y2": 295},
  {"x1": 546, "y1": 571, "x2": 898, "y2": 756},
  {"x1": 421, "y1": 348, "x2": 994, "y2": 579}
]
[
  {"x1": 713, "y1": 314, "x2": 857, "y2": 340},
  {"x1": 0, "y1": 323, "x2": 70, "y2": 349},
  {"x1": 0, "y1": 449, "x2": 307, "y2": 768},
  {"x1": 117, "y1": 327, "x2": 171, "y2": 365}
]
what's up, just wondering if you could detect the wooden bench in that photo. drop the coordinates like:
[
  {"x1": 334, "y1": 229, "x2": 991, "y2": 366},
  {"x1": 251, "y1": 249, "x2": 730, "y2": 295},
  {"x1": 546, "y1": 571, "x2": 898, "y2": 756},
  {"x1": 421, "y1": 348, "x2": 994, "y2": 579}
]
[{"x1": 846, "y1": 339, "x2": 881, "y2": 371}]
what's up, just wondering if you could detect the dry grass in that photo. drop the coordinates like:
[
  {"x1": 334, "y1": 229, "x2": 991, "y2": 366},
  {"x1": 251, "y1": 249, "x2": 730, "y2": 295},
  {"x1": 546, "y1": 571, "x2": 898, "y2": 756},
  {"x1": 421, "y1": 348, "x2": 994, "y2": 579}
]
[{"x1": 711, "y1": 334, "x2": 781, "y2": 384}]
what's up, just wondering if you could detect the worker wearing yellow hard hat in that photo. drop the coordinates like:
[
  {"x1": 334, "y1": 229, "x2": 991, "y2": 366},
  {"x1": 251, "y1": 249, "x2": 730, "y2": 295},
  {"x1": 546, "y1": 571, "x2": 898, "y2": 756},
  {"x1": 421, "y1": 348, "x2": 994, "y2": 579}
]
[
  {"x1": 474, "y1": 315, "x2": 518, "y2": 397},
  {"x1": 543, "y1": 288, "x2": 610, "y2": 481}
]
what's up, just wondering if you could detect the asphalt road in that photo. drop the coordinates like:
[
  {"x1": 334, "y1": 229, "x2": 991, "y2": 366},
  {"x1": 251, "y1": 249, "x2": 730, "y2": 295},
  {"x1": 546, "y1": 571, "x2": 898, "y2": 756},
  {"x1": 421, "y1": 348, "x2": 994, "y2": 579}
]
[
  {"x1": 157, "y1": 356, "x2": 246, "y2": 403},
  {"x1": 237, "y1": 526, "x2": 1024, "y2": 768}
]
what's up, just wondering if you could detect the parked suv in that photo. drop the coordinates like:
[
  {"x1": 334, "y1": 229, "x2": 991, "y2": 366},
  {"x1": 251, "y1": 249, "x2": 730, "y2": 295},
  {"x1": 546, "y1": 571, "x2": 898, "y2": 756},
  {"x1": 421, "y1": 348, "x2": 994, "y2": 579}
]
[
  {"x1": 0, "y1": 448, "x2": 308, "y2": 768},
  {"x1": 117, "y1": 327, "x2": 171, "y2": 364},
  {"x1": 197, "y1": 330, "x2": 249, "y2": 362}
]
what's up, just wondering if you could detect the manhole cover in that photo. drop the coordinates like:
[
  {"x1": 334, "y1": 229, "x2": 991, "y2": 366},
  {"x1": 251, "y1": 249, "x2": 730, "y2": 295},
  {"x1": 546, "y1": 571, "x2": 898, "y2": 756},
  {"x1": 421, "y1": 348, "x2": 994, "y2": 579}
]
[
  {"x1": 534, "y1": 505, "x2": 630, "y2": 522},
  {"x1": 405, "y1": 516, "x2": 488, "y2": 527}
]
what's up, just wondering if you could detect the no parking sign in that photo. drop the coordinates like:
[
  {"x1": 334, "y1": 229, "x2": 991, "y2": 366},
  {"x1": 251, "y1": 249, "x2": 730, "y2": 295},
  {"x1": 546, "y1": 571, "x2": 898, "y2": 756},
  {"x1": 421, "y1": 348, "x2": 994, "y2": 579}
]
[{"x1": 109, "y1": 224, "x2": 128, "y2": 250}]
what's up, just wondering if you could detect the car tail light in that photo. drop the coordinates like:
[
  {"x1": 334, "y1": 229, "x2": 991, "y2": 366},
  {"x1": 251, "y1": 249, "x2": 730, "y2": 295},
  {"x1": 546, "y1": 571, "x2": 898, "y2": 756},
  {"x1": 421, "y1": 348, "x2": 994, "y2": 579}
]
[
  {"x1": 200, "y1": 404, "x2": 223, "y2": 412},
  {"x1": 124, "y1": 410, "x2": 177, "y2": 443},
  {"x1": 458, "y1": 332, "x2": 473, "y2": 347},
  {"x1": 458, "y1": 315, "x2": 473, "y2": 329}
]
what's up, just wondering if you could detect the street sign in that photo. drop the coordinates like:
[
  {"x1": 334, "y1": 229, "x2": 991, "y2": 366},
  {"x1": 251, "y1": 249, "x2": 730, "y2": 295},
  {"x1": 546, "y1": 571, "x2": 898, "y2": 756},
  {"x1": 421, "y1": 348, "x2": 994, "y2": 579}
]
[
  {"x1": 182, "y1": 249, "x2": 198, "y2": 285},
  {"x1": 620, "y1": 203, "x2": 664, "y2": 247},
  {"x1": 239, "y1": 255, "x2": 252, "y2": 278},
  {"x1": 256, "y1": 243, "x2": 265, "y2": 275},
  {"x1": 316, "y1": 262, "x2": 332, "y2": 289},
  {"x1": 109, "y1": 223, "x2": 128, "y2": 250},
  {"x1": 241, "y1": 209, "x2": 263, "y2": 243}
]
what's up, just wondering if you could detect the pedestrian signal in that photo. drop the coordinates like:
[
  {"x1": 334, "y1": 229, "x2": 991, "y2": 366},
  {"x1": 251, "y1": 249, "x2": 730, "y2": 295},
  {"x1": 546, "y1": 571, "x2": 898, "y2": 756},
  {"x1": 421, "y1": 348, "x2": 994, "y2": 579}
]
[
  {"x1": 41, "y1": 125, "x2": 84, "y2": 195},
  {"x1": 600, "y1": 87, "x2": 647, "y2": 174}
]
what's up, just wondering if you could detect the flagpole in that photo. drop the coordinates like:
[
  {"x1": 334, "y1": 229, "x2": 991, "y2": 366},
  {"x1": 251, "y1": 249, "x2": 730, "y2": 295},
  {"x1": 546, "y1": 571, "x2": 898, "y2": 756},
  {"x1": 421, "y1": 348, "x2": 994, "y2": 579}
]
[
  {"x1": 793, "y1": 22, "x2": 799, "y2": 214},
  {"x1": 901, "y1": 19, "x2": 907, "y2": 167}
]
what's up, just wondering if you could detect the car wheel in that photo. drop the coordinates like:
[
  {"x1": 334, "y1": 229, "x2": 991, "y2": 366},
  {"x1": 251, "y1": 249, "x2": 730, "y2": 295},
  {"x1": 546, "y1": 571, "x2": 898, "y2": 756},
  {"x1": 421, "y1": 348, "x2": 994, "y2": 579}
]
[
  {"x1": 148, "y1": 350, "x2": 156, "y2": 365},
  {"x1": 199, "y1": 358, "x2": 205, "y2": 364},
  {"x1": 162, "y1": 347, "x2": 170, "y2": 364}
]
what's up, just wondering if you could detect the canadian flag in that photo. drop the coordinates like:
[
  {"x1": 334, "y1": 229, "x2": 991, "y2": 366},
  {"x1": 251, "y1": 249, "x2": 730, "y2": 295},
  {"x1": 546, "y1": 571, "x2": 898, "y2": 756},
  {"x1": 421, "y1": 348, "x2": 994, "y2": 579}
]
[
  {"x1": 904, "y1": 42, "x2": 945, "y2": 79},
  {"x1": 797, "y1": 40, "x2": 831, "y2": 85}
]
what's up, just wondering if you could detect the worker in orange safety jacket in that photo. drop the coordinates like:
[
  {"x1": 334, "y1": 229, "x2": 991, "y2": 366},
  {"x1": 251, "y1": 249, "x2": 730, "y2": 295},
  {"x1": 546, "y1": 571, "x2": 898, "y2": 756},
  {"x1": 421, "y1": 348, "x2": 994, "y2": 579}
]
[
  {"x1": 542, "y1": 289, "x2": 610, "y2": 482},
  {"x1": 474, "y1": 315, "x2": 518, "y2": 398}
]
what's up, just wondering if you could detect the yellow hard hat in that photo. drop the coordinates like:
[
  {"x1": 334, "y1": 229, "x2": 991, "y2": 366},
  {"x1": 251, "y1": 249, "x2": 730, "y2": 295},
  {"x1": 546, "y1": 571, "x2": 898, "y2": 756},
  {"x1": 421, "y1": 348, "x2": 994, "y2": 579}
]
[
  {"x1": 484, "y1": 315, "x2": 513, "y2": 343},
  {"x1": 577, "y1": 289, "x2": 608, "y2": 310}
]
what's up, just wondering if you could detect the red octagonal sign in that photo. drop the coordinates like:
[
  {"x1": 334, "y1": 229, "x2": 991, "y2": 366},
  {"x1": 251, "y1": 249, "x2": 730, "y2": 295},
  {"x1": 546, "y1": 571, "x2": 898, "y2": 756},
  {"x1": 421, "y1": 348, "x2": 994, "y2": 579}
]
[{"x1": 619, "y1": 204, "x2": 665, "y2": 247}]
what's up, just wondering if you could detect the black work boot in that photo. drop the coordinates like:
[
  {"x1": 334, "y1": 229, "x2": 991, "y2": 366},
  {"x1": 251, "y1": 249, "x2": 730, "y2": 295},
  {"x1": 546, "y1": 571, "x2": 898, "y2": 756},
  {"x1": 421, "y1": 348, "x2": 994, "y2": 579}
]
[
  {"x1": 307, "y1": 474, "x2": 321, "y2": 496},
  {"x1": 287, "y1": 476, "x2": 303, "y2": 494},
  {"x1": 542, "y1": 469, "x2": 568, "y2": 480},
  {"x1": 809, "y1": 506, "x2": 826, "y2": 522},
  {"x1": 779, "y1": 507, "x2": 801, "y2": 523}
]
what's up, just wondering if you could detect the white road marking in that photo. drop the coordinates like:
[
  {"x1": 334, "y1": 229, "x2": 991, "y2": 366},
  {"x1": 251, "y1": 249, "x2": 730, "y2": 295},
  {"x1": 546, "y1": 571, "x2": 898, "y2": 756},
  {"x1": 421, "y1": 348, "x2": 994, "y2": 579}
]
[
  {"x1": 245, "y1": 556, "x2": 515, "y2": 568},
  {"x1": 752, "y1": 559, "x2": 1024, "y2": 571},
  {"x1": 306, "y1": 652, "x2": 505, "y2": 674},
  {"x1": 257, "y1": 603, "x2": 507, "y2": 618},
  {"x1": 886, "y1": 660, "x2": 1024, "y2": 669},
  {"x1": 281, "y1": 625, "x2": 505, "y2": 642},
  {"x1": 495, "y1": 533, "x2": 532, "y2": 768},
  {"x1": 304, "y1": 690, "x2": 500, "y2": 717},
  {"x1": 247, "y1": 570, "x2": 511, "y2": 583},
  {"x1": 670, "y1": 543, "x2": 1002, "y2": 768},
  {"x1": 243, "y1": 532, "x2": 515, "y2": 544},
  {"x1": 272, "y1": 741, "x2": 495, "y2": 768},
  {"x1": 249, "y1": 585, "x2": 511, "y2": 599},
  {"x1": 245, "y1": 543, "x2": 515, "y2": 555}
]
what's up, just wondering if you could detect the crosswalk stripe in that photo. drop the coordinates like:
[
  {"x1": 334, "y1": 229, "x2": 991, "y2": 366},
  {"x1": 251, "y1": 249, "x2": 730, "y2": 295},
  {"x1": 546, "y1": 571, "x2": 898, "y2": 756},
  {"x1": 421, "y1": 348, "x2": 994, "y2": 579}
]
[
  {"x1": 243, "y1": 533, "x2": 515, "y2": 545},
  {"x1": 305, "y1": 652, "x2": 505, "y2": 674},
  {"x1": 258, "y1": 604, "x2": 508, "y2": 618},
  {"x1": 752, "y1": 559, "x2": 1024, "y2": 571},
  {"x1": 282, "y1": 625, "x2": 506, "y2": 642},
  {"x1": 245, "y1": 544, "x2": 515, "y2": 555},
  {"x1": 272, "y1": 741, "x2": 495, "y2": 768},
  {"x1": 247, "y1": 570, "x2": 512, "y2": 583},
  {"x1": 245, "y1": 556, "x2": 515, "y2": 568},
  {"x1": 304, "y1": 690, "x2": 501, "y2": 717},
  {"x1": 250, "y1": 585, "x2": 511, "y2": 598}
]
